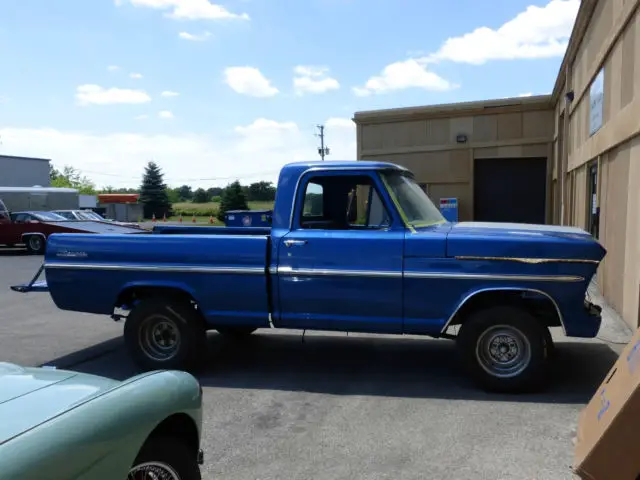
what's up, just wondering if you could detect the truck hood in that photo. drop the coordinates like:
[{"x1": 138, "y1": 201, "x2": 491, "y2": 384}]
[
  {"x1": 445, "y1": 222, "x2": 606, "y2": 262},
  {"x1": 0, "y1": 362, "x2": 119, "y2": 445}
]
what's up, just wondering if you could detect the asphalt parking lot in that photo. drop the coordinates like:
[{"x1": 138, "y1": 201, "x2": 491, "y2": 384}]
[{"x1": 0, "y1": 249, "x2": 633, "y2": 480}]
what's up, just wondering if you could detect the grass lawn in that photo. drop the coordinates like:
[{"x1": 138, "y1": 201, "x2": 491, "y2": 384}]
[{"x1": 144, "y1": 201, "x2": 274, "y2": 224}]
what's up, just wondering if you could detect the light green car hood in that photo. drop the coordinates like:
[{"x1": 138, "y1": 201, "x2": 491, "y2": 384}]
[{"x1": 0, "y1": 362, "x2": 119, "y2": 445}]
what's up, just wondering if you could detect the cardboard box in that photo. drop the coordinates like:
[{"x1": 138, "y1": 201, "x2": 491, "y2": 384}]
[{"x1": 573, "y1": 327, "x2": 640, "y2": 480}]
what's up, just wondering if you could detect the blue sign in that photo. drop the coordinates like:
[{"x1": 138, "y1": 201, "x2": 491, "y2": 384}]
[{"x1": 439, "y1": 197, "x2": 458, "y2": 223}]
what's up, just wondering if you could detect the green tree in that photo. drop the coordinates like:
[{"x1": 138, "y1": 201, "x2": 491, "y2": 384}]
[
  {"x1": 193, "y1": 187, "x2": 209, "y2": 203},
  {"x1": 247, "y1": 181, "x2": 276, "y2": 201},
  {"x1": 217, "y1": 180, "x2": 248, "y2": 222},
  {"x1": 139, "y1": 161, "x2": 171, "y2": 219},
  {"x1": 167, "y1": 187, "x2": 180, "y2": 204},
  {"x1": 50, "y1": 165, "x2": 96, "y2": 194},
  {"x1": 177, "y1": 185, "x2": 193, "y2": 201}
]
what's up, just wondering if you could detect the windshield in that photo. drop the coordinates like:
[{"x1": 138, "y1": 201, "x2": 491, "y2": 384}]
[
  {"x1": 33, "y1": 211, "x2": 68, "y2": 221},
  {"x1": 381, "y1": 172, "x2": 446, "y2": 228},
  {"x1": 82, "y1": 211, "x2": 104, "y2": 220}
]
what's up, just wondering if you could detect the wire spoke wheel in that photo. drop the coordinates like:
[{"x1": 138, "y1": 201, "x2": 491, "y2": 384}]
[
  {"x1": 29, "y1": 236, "x2": 43, "y2": 252},
  {"x1": 475, "y1": 324, "x2": 532, "y2": 379},
  {"x1": 127, "y1": 461, "x2": 182, "y2": 480},
  {"x1": 138, "y1": 314, "x2": 181, "y2": 362}
]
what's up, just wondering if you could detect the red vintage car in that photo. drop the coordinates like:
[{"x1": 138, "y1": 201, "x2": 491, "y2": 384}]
[{"x1": 0, "y1": 199, "x2": 147, "y2": 254}]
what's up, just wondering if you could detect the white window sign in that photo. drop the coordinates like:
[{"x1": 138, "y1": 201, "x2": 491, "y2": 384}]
[{"x1": 589, "y1": 68, "x2": 604, "y2": 136}]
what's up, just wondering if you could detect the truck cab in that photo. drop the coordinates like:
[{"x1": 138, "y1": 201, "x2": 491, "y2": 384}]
[{"x1": 13, "y1": 161, "x2": 606, "y2": 393}]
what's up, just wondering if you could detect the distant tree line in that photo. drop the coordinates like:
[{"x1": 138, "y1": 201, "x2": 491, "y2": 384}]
[{"x1": 50, "y1": 161, "x2": 275, "y2": 220}]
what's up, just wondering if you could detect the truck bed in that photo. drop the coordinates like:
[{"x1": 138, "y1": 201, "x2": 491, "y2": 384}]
[{"x1": 43, "y1": 232, "x2": 272, "y2": 328}]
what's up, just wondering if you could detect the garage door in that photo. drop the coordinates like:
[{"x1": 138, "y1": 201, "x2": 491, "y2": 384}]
[{"x1": 473, "y1": 157, "x2": 547, "y2": 224}]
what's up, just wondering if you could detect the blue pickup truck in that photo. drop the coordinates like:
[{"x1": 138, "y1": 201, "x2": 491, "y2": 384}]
[{"x1": 13, "y1": 161, "x2": 606, "y2": 393}]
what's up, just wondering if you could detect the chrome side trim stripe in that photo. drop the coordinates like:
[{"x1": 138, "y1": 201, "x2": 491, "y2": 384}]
[
  {"x1": 403, "y1": 271, "x2": 584, "y2": 282},
  {"x1": 454, "y1": 255, "x2": 600, "y2": 265},
  {"x1": 278, "y1": 266, "x2": 583, "y2": 283},
  {"x1": 44, "y1": 262, "x2": 584, "y2": 283},
  {"x1": 277, "y1": 265, "x2": 399, "y2": 278},
  {"x1": 44, "y1": 262, "x2": 265, "y2": 275}
]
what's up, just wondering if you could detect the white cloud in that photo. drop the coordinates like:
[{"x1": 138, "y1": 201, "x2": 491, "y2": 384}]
[
  {"x1": 325, "y1": 117, "x2": 354, "y2": 130},
  {"x1": 158, "y1": 110, "x2": 174, "y2": 119},
  {"x1": 224, "y1": 67, "x2": 279, "y2": 97},
  {"x1": 178, "y1": 31, "x2": 212, "y2": 41},
  {"x1": 75, "y1": 84, "x2": 152, "y2": 106},
  {"x1": 0, "y1": 118, "x2": 356, "y2": 188},
  {"x1": 353, "y1": 0, "x2": 578, "y2": 96},
  {"x1": 160, "y1": 90, "x2": 180, "y2": 97},
  {"x1": 117, "y1": 0, "x2": 249, "y2": 21},
  {"x1": 293, "y1": 65, "x2": 340, "y2": 95},
  {"x1": 130, "y1": 72, "x2": 143, "y2": 79},
  {"x1": 428, "y1": 0, "x2": 579, "y2": 65},
  {"x1": 135, "y1": 114, "x2": 149, "y2": 120},
  {"x1": 353, "y1": 58, "x2": 457, "y2": 96},
  {"x1": 518, "y1": 92, "x2": 534, "y2": 97},
  {"x1": 107, "y1": 65, "x2": 120, "y2": 72}
]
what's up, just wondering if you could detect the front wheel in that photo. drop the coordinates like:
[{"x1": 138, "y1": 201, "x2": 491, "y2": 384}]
[
  {"x1": 124, "y1": 298, "x2": 207, "y2": 372},
  {"x1": 457, "y1": 306, "x2": 551, "y2": 393},
  {"x1": 128, "y1": 436, "x2": 201, "y2": 480}
]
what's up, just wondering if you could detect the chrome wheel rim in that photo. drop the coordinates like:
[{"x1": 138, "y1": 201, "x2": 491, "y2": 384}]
[
  {"x1": 127, "y1": 461, "x2": 181, "y2": 480},
  {"x1": 138, "y1": 315, "x2": 181, "y2": 362},
  {"x1": 29, "y1": 236, "x2": 42, "y2": 251},
  {"x1": 475, "y1": 325, "x2": 531, "y2": 378}
]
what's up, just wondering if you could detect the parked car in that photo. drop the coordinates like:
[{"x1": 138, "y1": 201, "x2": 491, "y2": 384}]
[
  {"x1": 0, "y1": 362, "x2": 204, "y2": 479},
  {"x1": 12, "y1": 161, "x2": 606, "y2": 393},
  {"x1": 52, "y1": 209, "x2": 141, "y2": 228},
  {"x1": 0, "y1": 205, "x2": 148, "y2": 254}
]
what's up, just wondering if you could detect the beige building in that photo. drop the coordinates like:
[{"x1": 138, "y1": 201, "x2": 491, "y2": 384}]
[{"x1": 353, "y1": 0, "x2": 640, "y2": 330}]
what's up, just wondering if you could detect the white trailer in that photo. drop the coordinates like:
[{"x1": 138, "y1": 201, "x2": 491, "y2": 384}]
[{"x1": 0, "y1": 186, "x2": 79, "y2": 212}]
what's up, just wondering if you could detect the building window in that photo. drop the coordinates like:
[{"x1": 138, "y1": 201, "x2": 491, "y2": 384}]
[{"x1": 586, "y1": 161, "x2": 599, "y2": 239}]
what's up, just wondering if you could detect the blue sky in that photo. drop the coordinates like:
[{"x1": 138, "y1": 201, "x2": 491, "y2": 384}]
[{"x1": 0, "y1": 0, "x2": 579, "y2": 188}]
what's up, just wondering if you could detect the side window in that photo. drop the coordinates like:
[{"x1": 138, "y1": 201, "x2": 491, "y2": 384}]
[
  {"x1": 302, "y1": 182, "x2": 323, "y2": 217},
  {"x1": 299, "y1": 175, "x2": 391, "y2": 230}
]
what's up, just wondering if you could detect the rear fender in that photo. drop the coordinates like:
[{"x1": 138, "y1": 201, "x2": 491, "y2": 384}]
[{"x1": 116, "y1": 281, "x2": 200, "y2": 311}]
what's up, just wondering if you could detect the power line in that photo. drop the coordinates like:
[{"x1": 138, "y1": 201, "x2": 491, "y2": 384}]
[{"x1": 315, "y1": 124, "x2": 330, "y2": 161}]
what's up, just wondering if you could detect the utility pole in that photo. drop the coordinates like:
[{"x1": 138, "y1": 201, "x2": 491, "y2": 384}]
[{"x1": 316, "y1": 125, "x2": 330, "y2": 161}]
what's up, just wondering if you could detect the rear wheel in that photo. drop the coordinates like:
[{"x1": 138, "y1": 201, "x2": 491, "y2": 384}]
[
  {"x1": 215, "y1": 326, "x2": 257, "y2": 338},
  {"x1": 25, "y1": 235, "x2": 45, "y2": 255},
  {"x1": 124, "y1": 298, "x2": 207, "y2": 372},
  {"x1": 457, "y1": 306, "x2": 551, "y2": 393},
  {"x1": 128, "y1": 436, "x2": 201, "y2": 480}
]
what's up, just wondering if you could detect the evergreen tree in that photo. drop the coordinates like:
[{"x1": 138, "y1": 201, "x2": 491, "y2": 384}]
[
  {"x1": 193, "y1": 187, "x2": 209, "y2": 203},
  {"x1": 217, "y1": 180, "x2": 248, "y2": 222},
  {"x1": 139, "y1": 161, "x2": 171, "y2": 219}
]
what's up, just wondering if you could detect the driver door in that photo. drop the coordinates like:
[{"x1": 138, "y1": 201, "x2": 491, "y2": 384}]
[{"x1": 276, "y1": 171, "x2": 405, "y2": 333}]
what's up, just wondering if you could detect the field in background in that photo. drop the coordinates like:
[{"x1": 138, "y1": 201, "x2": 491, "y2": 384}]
[
  {"x1": 141, "y1": 200, "x2": 275, "y2": 225},
  {"x1": 171, "y1": 200, "x2": 274, "y2": 217}
]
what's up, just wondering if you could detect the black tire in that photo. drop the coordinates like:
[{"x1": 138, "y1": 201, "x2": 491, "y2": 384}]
[
  {"x1": 129, "y1": 436, "x2": 201, "y2": 480},
  {"x1": 24, "y1": 235, "x2": 45, "y2": 255},
  {"x1": 457, "y1": 305, "x2": 552, "y2": 393},
  {"x1": 215, "y1": 326, "x2": 257, "y2": 338},
  {"x1": 124, "y1": 298, "x2": 207, "y2": 372}
]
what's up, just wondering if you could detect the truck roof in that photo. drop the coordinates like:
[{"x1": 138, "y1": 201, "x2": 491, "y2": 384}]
[{"x1": 281, "y1": 161, "x2": 410, "y2": 178}]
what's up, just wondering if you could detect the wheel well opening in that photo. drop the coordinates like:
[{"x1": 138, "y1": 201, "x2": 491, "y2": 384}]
[
  {"x1": 448, "y1": 290, "x2": 562, "y2": 330},
  {"x1": 116, "y1": 286, "x2": 196, "y2": 310},
  {"x1": 146, "y1": 413, "x2": 200, "y2": 455}
]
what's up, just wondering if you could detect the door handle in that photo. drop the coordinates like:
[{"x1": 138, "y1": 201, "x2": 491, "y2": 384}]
[{"x1": 284, "y1": 239, "x2": 307, "y2": 247}]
